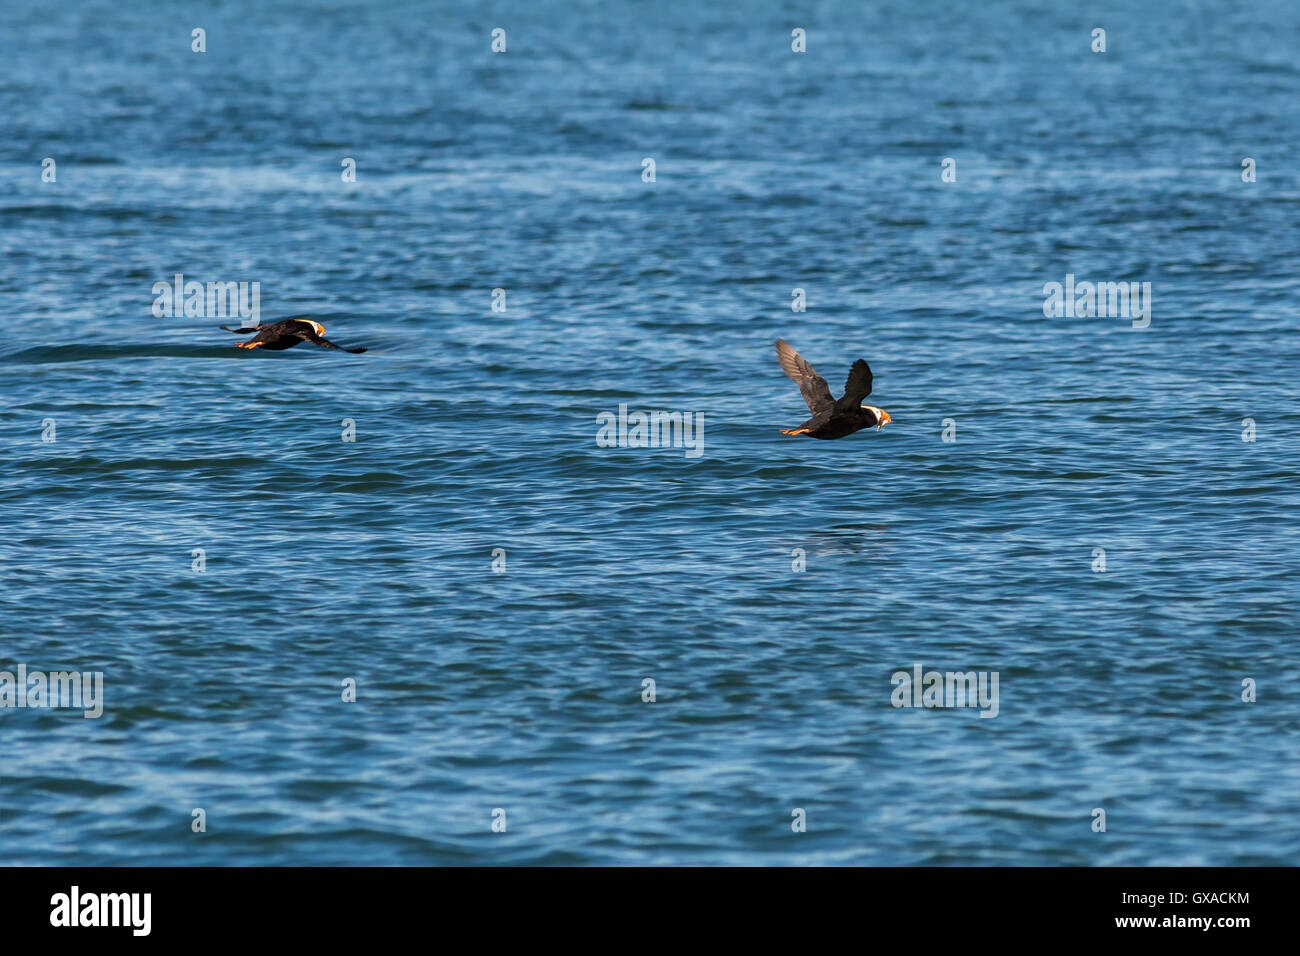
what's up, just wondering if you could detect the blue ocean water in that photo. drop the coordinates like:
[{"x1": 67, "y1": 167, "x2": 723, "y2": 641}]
[{"x1": 2, "y1": 0, "x2": 1298, "y2": 865}]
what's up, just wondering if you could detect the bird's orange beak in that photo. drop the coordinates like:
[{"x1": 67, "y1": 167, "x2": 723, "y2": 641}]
[{"x1": 878, "y1": 409, "x2": 891, "y2": 430}]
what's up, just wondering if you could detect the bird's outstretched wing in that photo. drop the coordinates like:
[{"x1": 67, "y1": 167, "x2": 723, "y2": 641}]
[
  {"x1": 775, "y1": 339, "x2": 834, "y2": 415},
  {"x1": 301, "y1": 328, "x2": 367, "y2": 353},
  {"x1": 220, "y1": 325, "x2": 261, "y2": 334},
  {"x1": 835, "y1": 359, "x2": 873, "y2": 410}
]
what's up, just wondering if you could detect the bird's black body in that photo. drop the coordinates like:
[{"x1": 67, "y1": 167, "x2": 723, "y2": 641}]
[
  {"x1": 222, "y1": 319, "x2": 367, "y2": 353},
  {"x1": 775, "y1": 338, "x2": 889, "y2": 439}
]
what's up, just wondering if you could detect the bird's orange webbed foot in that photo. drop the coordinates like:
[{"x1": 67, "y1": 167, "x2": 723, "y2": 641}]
[
  {"x1": 780, "y1": 428, "x2": 812, "y2": 436},
  {"x1": 236, "y1": 342, "x2": 259, "y2": 349}
]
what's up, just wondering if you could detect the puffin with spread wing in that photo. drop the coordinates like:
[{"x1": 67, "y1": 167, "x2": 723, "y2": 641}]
[
  {"x1": 222, "y1": 319, "x2": 367, "y2": 353},
  {"x1": 775, "y1": 338, "x2": 890, "y2": 439}
]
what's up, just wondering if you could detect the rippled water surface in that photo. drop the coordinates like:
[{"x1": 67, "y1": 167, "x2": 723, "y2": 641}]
[{"x1": 2, "y1": 0, "x2": 1298, "y2": 864}]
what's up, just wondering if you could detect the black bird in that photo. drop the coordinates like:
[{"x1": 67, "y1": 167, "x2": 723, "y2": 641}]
[
  {"x1": 775, "y1": 338, "x2": 891, "y2": 439},
  {"x1": 221, "y1": 319, "x2": 367, "y2": 353}
]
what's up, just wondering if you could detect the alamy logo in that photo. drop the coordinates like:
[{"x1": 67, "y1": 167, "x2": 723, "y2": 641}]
[
  {"x1": 50, "y1": 886, "x2": 151, "y2": 936},
  {"x1": 1042, "y1": 274, "x2": 1151, "y2": 329},
  {"x1": 596, "y1": 403, "x2": 704, "y2": 459},
  {"x1": 0, "y1": 664, "x2": 103, "y2": 718},
  {"x1": 152, "y1": 273, "x2": 260, "y2": 327},
  {"x1": 891, "y1": 664, "x2": 999, "y2": 718}
]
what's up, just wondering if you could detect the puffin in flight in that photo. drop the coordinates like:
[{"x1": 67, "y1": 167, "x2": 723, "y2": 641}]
[
  {"x1": 775, "y1": 338, "x2": 891, "y2": 439},
  {"x1": 221, "y1": 319, "x2": 367, "y2": 353}
]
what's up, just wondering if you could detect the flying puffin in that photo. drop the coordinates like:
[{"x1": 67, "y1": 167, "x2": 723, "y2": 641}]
[
  {"x1": 775, "y1": 338, "x2": 891, "y2": 439},
  {"x1": 221, "y1": 319, "x2": 367, "y2": 353}
]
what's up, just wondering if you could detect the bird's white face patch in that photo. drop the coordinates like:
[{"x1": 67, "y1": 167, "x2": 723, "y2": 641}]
[
  {"x1": 862, "y1": 405, "x2": 890, "y2": 429},
  {"x1": 296, "y1": 320, "x2": 325, "y2": 336}
]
